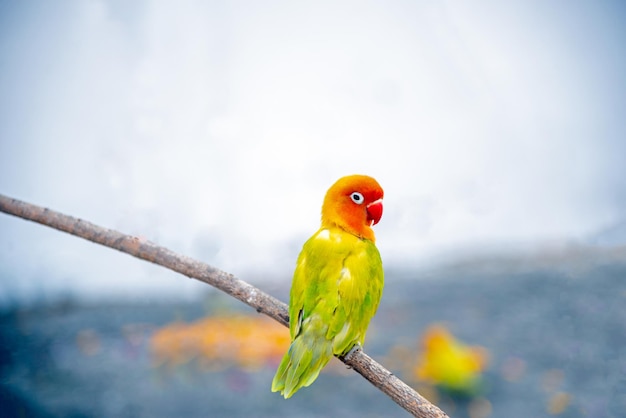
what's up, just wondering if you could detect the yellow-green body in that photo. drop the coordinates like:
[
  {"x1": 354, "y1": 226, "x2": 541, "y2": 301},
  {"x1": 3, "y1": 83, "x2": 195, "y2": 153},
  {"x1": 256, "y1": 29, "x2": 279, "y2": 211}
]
[{"x1": 271, "y1": 225, "x2": 384, "y2": 398}]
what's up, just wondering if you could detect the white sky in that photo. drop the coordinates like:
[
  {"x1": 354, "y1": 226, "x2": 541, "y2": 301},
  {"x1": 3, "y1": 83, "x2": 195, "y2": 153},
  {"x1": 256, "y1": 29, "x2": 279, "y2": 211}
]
[{"x1": 1, "y1": 1, "x2": 625, "y2": 303}]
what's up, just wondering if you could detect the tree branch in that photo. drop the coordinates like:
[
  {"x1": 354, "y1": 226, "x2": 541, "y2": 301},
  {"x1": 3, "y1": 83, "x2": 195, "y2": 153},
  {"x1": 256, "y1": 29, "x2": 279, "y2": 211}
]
[{"x1": 0, "y1": 193, "x2": 449, "y2": 418}]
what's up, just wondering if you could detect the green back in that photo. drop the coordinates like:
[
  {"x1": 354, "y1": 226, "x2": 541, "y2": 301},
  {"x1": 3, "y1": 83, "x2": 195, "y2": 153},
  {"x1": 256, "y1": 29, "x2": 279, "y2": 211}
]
[{"x1": 289, "y1": 226, "x2": 384, "y2": 355}]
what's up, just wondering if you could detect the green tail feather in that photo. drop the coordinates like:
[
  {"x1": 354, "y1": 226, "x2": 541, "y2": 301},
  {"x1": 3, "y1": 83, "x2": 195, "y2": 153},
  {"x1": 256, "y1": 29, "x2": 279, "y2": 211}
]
[{"x1": 271, "y1": 332, "x2": 333, "y2": 398}]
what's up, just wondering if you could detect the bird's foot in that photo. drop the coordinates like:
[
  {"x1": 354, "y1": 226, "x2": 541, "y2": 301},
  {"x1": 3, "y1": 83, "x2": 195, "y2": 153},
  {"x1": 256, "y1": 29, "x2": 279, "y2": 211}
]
[{"x1": 344, "y1": 342, "x2": 362, "y2": 361}]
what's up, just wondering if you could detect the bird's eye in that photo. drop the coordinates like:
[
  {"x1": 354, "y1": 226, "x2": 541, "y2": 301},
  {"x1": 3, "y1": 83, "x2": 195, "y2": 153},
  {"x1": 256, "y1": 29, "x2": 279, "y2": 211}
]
[{"x1": 350, "y1": 192, "x2": 364, "y2": 204}]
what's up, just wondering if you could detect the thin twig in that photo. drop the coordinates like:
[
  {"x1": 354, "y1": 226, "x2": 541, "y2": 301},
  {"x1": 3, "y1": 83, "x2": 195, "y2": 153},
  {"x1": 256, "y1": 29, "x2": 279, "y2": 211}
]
[{"x1": 0, "y1": 193, "x2": 449, "y2": 418}]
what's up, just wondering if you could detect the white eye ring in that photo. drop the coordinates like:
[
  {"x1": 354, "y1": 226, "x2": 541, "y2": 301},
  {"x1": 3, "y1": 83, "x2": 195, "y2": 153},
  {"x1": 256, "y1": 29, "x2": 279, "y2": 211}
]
[{"x1": 350, "y1": 192, "x2": 364, "y2": 204}]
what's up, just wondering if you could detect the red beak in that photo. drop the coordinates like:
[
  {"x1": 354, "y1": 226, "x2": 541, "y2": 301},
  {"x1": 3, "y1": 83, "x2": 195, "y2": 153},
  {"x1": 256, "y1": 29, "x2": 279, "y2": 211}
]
[{"x1": 366, "y1": 199, "x2": 383, "y2": 226}]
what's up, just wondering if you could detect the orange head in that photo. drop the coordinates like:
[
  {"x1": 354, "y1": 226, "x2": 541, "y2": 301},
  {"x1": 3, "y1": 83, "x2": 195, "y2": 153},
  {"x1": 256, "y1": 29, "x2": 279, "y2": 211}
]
[{"x1": 321, "y1": 175, "x2": 384, "y2": 242}]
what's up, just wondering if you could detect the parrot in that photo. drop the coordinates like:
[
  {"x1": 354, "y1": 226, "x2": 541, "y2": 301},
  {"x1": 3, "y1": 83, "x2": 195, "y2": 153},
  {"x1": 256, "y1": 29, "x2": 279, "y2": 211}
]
[{"x1": 271, "y1": 174, "x2": 385, "y2": 398}]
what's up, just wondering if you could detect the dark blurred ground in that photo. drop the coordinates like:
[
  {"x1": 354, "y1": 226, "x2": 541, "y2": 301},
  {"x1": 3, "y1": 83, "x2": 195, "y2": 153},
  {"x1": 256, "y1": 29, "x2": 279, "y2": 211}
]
[{"x1": 1, "y1": 253, "x2": 625, "y2": 418}]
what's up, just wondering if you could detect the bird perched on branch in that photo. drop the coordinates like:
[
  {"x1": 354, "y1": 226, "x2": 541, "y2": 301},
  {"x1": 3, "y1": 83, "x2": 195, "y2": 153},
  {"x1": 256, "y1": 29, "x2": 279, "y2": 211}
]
[{"x1": 272, "y1": 174, "x2": 385, "y2": 398}]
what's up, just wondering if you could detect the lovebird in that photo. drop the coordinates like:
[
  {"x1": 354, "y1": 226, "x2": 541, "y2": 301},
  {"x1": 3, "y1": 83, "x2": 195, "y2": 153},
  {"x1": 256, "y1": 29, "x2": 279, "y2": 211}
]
[{"x1": 271, "y1": 174, "x2": 385, "y2": 398}]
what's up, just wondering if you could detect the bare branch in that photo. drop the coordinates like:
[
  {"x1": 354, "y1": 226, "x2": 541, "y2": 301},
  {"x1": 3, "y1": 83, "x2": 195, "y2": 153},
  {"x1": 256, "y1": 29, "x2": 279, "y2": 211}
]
[{"x1": 0, "y1": 193, "x2": 449, "y2": 418}]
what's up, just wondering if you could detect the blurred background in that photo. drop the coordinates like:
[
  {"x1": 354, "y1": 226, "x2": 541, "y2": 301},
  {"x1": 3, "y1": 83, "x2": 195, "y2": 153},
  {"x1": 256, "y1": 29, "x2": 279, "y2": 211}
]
[{"x1": 1, "y1": 1, "x2": 625, "y2": 417}]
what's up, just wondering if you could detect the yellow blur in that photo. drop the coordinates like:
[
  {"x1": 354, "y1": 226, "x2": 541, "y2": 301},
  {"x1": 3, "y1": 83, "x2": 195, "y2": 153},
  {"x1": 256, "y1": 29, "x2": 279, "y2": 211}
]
[
  {"x1": 151, "y1": 314, "x2": 290, "y2": 371},
  {"x1": 414, "y1": 324, "x2": 489, "y2": 396}
]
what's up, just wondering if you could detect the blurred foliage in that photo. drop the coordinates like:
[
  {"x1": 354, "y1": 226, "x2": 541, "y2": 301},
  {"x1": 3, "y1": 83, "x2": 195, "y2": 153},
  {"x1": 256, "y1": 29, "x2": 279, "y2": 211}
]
[
  {"x1": 413, "y1": 324, "x2": 489, "y2": 397},
  {"x1": 150, "y1": 314, "x2": 290, "y2": 371},
  {"x1": 148, "y1": 313, "x2": 579, "y2": 417},
  {"x1": 381, "y1": 323, "x2": 492, "y2": 417}
]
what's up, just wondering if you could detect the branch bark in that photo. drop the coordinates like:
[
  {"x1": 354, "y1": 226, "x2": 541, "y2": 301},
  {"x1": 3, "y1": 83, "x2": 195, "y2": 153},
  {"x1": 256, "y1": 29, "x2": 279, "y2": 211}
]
[{"x1": 0, "y1": 193, "x2": 449, "y2": 418}]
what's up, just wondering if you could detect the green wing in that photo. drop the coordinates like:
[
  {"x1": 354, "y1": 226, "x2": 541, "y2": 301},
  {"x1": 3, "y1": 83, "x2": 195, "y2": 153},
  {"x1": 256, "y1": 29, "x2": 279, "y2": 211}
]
[
  {"x1": 290, "y1": 227, "x2": 383, "y2": 351},
  {"x1": 272, "y1": 227, "x2": 384, "y2": 398}
]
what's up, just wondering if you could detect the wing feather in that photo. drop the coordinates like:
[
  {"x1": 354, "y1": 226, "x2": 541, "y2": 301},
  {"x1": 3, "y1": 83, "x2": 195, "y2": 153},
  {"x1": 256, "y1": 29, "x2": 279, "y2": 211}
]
[{"x1": 290, "y1": 227, "x2": 384, "y2": 356}]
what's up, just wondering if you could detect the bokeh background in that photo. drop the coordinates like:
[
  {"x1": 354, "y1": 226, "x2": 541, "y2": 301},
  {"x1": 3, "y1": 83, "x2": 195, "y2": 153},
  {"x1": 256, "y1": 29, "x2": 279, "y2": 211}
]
[{"x1": 1, "y1": 1, "x2": 625, "y2": 417}]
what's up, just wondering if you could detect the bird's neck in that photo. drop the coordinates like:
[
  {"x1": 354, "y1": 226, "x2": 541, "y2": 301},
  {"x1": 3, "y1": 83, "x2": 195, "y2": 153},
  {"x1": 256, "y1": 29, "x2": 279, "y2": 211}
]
[{"x1": 321, "y1": 217, "x2": 376, "y2": 243}]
